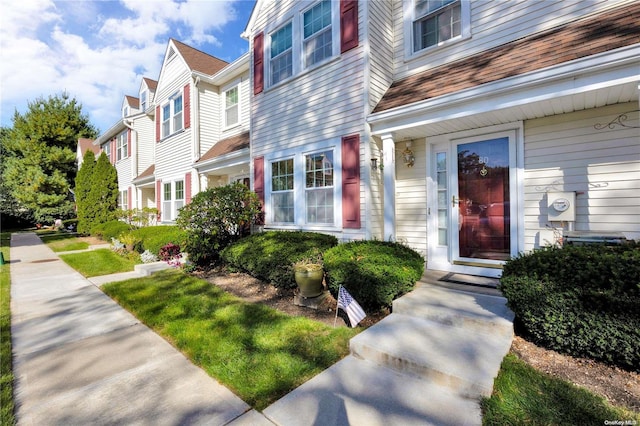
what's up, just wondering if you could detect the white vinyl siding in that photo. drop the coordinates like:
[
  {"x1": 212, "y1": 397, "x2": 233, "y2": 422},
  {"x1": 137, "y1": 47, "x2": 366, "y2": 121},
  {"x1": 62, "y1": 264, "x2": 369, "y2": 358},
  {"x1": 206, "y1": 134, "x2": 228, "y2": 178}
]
[
  {"x1": 395, "y1": 138, "x2": 428, "y2": 257},
  {"x1": 394, "y1": 0, "x2": 629, "y2": 80},
  {"x1": 368, "y1": 0, "x2": 395, "y2": 111},
  {"x1": 523, "y1": 102, "x2": 640, "y2": 249}
]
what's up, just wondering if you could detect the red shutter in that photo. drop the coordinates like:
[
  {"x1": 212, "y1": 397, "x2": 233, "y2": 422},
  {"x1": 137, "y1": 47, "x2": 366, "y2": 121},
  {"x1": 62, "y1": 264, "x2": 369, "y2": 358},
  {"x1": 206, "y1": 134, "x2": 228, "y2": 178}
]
[
  {"x1": 127, "y1": 129, "x2": 132, "y2": 157},
  {"x1": 111, "y1": 139, "x2": 116, "y2": 164},
  {"x1": 155, "y1": 106, "x2": 161, "y2": 142},
  {"x1": 340, "y1": 0, "x2": 359, "y2": 53},
  {"x1": 254, "y1": 157, "x2": 265, "y2": 223},
  {"x1": 185, "y1": 172, "x2": 192, "y2": 204},
  {"x1": 342, "y1": 134, "x2": 361, "y2": 229},
  {"x1": 183, "y1": 84, "x2": 191, "y2": 129},
  {"x1": 128, "y1": 186, "x2": 132, "y2": 210},
  {"x1": 156, "y1": 180, "x2": 162, "y2": 221},
  {"x1": 253, "y1": 33, "x2": 264, "y2": 95}
]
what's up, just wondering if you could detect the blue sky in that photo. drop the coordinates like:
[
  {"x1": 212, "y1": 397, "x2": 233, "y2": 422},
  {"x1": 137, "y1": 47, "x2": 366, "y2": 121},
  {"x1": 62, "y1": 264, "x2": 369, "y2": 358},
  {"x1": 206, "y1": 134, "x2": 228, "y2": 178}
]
[{"x1": 0, "y1": 0, "x2": 256, "y2": 134}]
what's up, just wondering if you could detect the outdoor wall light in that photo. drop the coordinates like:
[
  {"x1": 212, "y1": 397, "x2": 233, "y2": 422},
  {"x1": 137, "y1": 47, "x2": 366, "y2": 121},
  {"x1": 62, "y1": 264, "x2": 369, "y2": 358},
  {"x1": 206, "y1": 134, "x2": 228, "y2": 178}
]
[
  {"x1": 370, "y1": 157, "x2": 379, "y2": 170},
  {"x1": 402, "y1": 142, "x2": 415, "y2": 168}
]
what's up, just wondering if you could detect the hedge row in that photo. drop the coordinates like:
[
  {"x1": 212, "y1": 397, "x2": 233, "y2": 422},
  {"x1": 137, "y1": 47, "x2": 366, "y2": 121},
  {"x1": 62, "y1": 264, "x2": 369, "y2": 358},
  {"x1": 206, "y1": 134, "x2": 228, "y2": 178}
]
[
  {"x1": 222, "y1": 232, "x2": 424, "y2": 312},
  {"x1": 91, "y1": 220, "x2": 186, "y2": 256},
  {"x1": 500, "y1": 242, "x2": 640, "y2": 371},
  {"x1": 220, "y1": 231, "x2": 338, "y2": 289},
  {"x1": 324, "y1": 241, "x2": 424, "y2": 311}
]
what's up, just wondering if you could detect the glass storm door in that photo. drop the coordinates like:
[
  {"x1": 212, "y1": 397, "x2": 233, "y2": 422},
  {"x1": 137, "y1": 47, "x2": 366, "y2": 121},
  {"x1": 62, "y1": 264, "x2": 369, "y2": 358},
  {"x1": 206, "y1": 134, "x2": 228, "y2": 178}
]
[{"x1": 453, "y1": 137, "x2": 511, "y2": 263}]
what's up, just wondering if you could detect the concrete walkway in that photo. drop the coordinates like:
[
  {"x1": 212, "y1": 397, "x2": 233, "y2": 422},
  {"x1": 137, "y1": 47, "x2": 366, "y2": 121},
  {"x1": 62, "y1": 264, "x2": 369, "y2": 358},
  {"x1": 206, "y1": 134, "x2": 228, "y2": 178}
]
[
  {"x1": 10, "y1": 233, "x2": 253, "y2": 425},
  {"x1": 10, "y1": 232, "x2": 514, "y2": 425}
]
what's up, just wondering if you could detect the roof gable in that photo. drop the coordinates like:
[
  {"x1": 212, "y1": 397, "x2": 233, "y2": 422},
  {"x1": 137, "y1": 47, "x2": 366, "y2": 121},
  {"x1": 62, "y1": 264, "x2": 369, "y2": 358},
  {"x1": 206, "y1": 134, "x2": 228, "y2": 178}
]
[
  {"x1": 197, "y1": 131, "x2": 250, "y2": 164},
  {"x1": 171, "y1": 38, "x2": 228, "y2": 75},
  {"x1": 373, "y1": 2, "x2": 640, "y2": 114}
]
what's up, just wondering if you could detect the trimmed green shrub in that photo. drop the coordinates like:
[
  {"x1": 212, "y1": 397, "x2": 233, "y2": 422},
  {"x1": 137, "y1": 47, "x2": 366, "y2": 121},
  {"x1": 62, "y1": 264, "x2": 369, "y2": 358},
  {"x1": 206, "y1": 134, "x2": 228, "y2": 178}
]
[
  {"x1": 500, "y1": 242, "x2": 640, "y2": 371},
  {"x1": 177, "y1": 183, "x2": 262, "y2": 265},
  {"x1": 91, "y1": 220, "x2": 132, "y2": 242},
  {"x1": 220, "y1": 231, "x2": 338, "y2": 289},
  {"x1": 131, "y1": 225, "x2": 186, "y2": 255},
  {"x1": 324, "y1": 241, "x2": 425, "y2": 312}
]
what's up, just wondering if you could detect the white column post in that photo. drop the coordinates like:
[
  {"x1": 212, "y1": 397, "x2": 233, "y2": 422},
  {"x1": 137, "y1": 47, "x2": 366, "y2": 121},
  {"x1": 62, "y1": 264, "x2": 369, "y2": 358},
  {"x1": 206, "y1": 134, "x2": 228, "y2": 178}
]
[{"x1": 381, "y1": 133, "x2": 396, "y2": 241}]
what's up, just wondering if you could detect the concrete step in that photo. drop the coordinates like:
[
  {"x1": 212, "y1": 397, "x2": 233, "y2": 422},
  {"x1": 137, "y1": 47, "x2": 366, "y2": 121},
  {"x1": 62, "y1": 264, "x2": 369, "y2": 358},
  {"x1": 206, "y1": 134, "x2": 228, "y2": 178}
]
[
  {"x1": 263, "y1": 355, "x2": 482, "y2": 426},
  {"x1": 393, "y1": 284, "x2": 514, "y2": 338},
  {"x1": 349, "y1": 313, "x2": 512, "y2": 398}
]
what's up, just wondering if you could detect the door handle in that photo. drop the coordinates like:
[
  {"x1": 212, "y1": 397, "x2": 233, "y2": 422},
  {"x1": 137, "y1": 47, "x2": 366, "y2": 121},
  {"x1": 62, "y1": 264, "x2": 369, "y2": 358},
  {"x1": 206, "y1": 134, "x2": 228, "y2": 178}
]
[{"x1": 452, "y1": 195, "x2": 461, "y2": 207}]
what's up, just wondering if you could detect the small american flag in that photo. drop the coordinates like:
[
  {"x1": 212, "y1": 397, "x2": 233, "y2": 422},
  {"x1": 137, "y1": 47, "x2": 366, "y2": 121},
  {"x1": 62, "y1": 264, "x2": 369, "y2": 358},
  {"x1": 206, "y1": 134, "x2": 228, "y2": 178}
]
[{"x1": 337, "y1": 286, "x2": 366, "y2": 328}]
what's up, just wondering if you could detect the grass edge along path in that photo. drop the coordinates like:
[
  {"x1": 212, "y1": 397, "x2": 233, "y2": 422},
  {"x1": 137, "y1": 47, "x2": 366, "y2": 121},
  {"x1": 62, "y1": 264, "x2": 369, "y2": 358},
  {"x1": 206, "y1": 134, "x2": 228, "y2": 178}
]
[
  {"x1": 59, "y1": 249, "x2": 138, "y2": 277},
  {"x1": 1, "y1": 232, "x2": 15, "y2": 425},
  {"x1": 102, "y1": 270, "x2": 359, "y2": 411},
  {"x1": 481, "y1": 353, "x2": 640, "y2": 425}
]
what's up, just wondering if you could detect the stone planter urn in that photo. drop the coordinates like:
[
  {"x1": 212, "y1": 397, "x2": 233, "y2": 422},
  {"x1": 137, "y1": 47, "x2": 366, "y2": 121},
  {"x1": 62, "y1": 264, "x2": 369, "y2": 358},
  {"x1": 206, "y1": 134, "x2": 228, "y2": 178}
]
[{"x1": 293, "y1": 264, "x2": 324, "y2": 298}]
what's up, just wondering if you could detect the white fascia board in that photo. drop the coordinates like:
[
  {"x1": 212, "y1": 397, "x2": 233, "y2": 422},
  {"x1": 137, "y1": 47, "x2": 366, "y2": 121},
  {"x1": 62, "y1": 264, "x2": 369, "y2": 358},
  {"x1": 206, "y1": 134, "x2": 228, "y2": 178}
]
[
  {"x1": 94, "y1": 120, "x2": 128, "y2": 145},
  {"x1": 368, "y1": 44, "x2": 640, "y2": 135},
  {"x1": 193, "y1": 148, "x2": 250, "y2": 173},
  {"x1": 193, "y1": 52, "x2": 250, "y2": 86}
]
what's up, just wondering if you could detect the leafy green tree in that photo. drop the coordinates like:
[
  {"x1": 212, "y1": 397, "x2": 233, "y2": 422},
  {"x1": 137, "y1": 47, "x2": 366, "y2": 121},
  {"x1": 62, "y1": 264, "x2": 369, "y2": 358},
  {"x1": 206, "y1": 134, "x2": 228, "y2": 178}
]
[
  {"x1": 85, "y1": 152, "x2": 119, "y2": 232},
  {"x1": 176, "y1": 182, "x2": 262, "y2": 265},
  {"x1": 75, "y1": 150, "x2": 96, "y2": 234},
  {"x1": 0, "y1": 127, "x2": 33, "y2": 227},
  {"x1": 2, "y1": 93, "x2": 98, "y2": 224}
]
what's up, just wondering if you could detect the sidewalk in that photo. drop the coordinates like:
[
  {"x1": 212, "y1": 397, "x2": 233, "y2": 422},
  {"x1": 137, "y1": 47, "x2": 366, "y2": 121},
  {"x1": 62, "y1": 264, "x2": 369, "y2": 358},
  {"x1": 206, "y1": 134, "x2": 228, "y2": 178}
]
[
  {"x1": 10, "y1": 232, "x2": 255, "y2": 425},
  {"x1": 10, "y1": 232, "x2": 513, "y2": 425}
]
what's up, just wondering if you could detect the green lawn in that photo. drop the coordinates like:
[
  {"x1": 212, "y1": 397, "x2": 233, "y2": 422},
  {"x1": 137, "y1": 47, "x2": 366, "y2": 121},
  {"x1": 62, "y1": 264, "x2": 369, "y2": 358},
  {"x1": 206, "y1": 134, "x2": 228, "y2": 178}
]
[
  {"x1": 60, "y1": 249, "x2": 138, "y2": 277},
  {"x1": 102, "y1": 270, "x2": 359, "y2": 410},
  {"x1": 1, "y1": 232, "x2": 15, "y2": 425},
  {"x1": 43, "y1": 235, "x2": 90, "y2": 253},
  {"x1": 482, "y1": 353, "x2": 640, "y2": 425}
]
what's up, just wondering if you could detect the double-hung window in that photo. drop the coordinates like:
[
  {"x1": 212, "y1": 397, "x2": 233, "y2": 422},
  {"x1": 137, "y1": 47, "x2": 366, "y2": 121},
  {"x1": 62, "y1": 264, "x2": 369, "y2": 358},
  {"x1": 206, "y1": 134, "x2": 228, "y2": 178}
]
[
  {"x1": 140, "y1": 91, "x2": 147, "y2": 111},
  {"x1": 303, "y1": 1, "x2": 332, "y2": 68},
  {"x1": 271, "y1": 159, "x2": 294, "y2": 223},
  {"x1": 305, "y1": 150, "x2": 334, "y2": 224},
  {"x1": 161, "y1": 92, "x2": 184, "y2": 139},
  {"x1": 102, "y1": 142, "x2": 111, "y2": 159},
  {"x1": 116, "y1": 131, "x2": 128, "y2": 161},
  {"x1": 225, "y1": 86, "x2": 239, "y2": 127},
  {"x1": 162, "y1": 180, "x2": 185, "y2": 221},
  {"x1": 119, "y1": 190, "x2": 128, "y2": 211},
  {"x1": 413, "y1": 0, "x2": 462, "y2": 52},
  {"x1": 270, "y1": 22, "x2": 293, "y2": 85}
]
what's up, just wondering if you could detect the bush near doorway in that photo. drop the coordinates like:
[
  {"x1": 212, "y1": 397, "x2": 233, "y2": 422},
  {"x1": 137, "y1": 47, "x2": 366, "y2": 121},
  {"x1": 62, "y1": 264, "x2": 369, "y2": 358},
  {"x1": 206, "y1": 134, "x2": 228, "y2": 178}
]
[{"x1": 500, "y1": 242, "x2": 640, "y2": 371}]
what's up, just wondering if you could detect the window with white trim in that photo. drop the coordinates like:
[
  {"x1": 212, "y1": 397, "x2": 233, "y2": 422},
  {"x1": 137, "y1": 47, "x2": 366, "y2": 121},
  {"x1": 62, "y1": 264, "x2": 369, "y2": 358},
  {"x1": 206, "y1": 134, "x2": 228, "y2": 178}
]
[
  {"x1": 102, "y1": 142, "x2": 111, "y2": 159},
  {"x1": 116, "y1": 131, "x2": 128, "y2": 161},
  {"x1": 119, "y1": 190, "x2": 128, "y2": 211},
  {"x1": 225, "y1": 86, "x2": 239, "y2": 127},
  {"x1": 140, "y1": 91, "x2": 148, "y2": 111},
  {"x1": 413, "y1": 0, "x2": 462, "y2": 52},
  {"x1": 303, "y1": 0, "x2": 332, "y2": 68},
  {"x1": 270, "y1": 22, "x2": 293, "y2": 85},
  {"x1": 265, "y1": 1, "x2": 339, "y2": 88},
  {"x1": 161, "y1": 92, "x2": 184, "y2": 139},
  {"x1": 305, "y1": 150, "x2": 334, "y2": 224},
  {"x1": 123, "y1": 106, "x2": 129, "y2": 117},
  {"x1": 162, "y1": 180, "x2": 184, "y2": 221},
  {"x1": 271, "y1": 158, "x2": 294, "y2": 223}
]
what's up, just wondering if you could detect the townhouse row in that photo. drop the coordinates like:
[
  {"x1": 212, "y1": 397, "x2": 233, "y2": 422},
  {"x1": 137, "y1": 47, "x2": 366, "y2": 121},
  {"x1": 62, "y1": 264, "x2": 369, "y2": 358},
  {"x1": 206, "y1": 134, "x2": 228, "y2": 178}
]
[{"x1": 81, "y1": 0, "x2": 640, "y2": 278}]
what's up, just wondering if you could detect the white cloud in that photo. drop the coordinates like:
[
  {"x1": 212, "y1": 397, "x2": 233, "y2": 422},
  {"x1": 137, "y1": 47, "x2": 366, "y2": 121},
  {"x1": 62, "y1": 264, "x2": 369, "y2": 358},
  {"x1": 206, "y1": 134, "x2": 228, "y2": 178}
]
[{"x1": 0, "y1": 0, "x2": 243, "y2": 132}]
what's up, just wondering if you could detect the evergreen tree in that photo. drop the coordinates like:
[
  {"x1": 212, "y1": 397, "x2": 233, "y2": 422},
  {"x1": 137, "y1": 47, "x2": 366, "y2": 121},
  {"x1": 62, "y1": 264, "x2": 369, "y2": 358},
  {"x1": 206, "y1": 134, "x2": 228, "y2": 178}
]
[
  {"x1": 75, "y1": 150, "x2": 96, "y2": 234},
  {"x1": 86, "y1": 152, "x2": 119, "y2": 231},
  {"x1": 2, "y1": 93, "x2": 98, "y2": 224}
]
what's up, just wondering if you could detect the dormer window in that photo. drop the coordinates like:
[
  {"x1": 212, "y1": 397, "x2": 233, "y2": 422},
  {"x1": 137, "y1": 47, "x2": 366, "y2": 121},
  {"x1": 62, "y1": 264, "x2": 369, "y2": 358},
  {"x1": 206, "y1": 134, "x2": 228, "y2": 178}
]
[
  {"x1": 123, "y1": 106, "x2": 129, "y2": 117},
  {"x1": 413, "y1": 0, "x2": 462, "y2": 52},
  {"x1": 140, "y1": 91, "x2": 147, "y2": 111}
]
